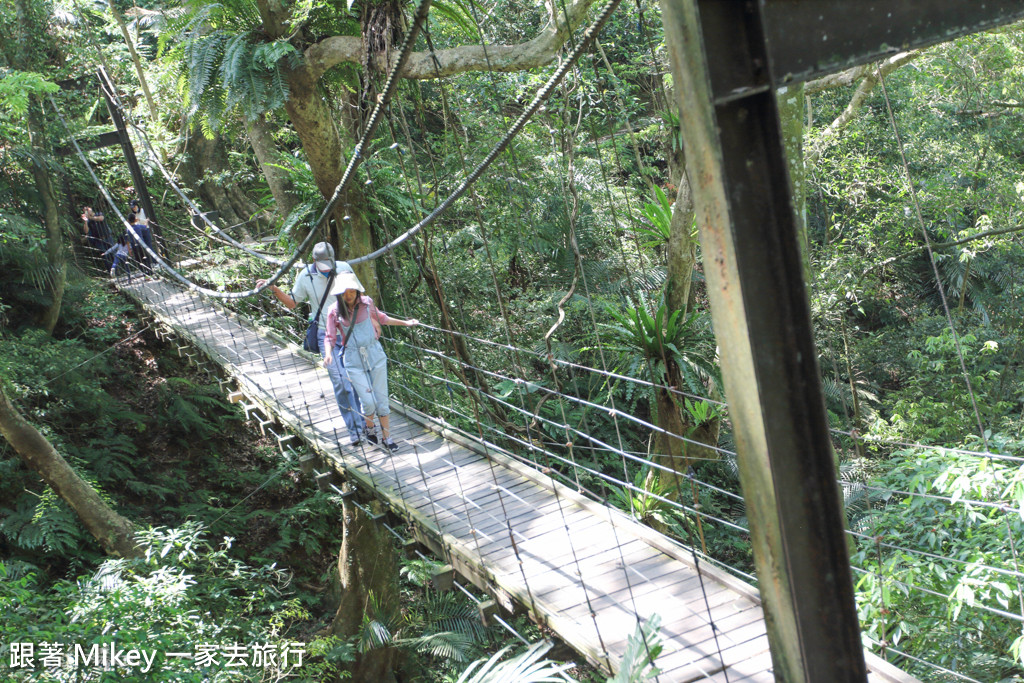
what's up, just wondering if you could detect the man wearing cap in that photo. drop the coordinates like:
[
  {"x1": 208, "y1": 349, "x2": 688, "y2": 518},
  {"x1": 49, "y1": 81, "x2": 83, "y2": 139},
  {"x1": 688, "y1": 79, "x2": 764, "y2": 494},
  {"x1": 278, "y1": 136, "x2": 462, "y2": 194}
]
[{"x1": 257, "y1": 242, "x2": 370, "y2": 445}]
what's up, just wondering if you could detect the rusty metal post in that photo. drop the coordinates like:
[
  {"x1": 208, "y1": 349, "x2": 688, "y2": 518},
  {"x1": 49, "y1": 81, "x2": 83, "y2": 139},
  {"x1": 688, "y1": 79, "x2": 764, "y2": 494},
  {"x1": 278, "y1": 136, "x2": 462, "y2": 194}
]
[{"x1": 658, "y1": 1, "x2": 866, "y2": 680}]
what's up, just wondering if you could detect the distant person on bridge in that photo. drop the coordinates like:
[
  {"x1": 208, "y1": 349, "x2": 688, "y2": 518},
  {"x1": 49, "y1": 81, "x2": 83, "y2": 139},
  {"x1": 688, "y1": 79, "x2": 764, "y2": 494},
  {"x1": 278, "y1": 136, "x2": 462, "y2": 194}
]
[
  {"x1": 257, "y1": 242, "x2": 368, "y2": 446},
  {"x1": 81, "y1": 206, "x2": 112, "y2": 267},
  {"x1": 103, "y1": 233, "x2": 133, "y2": 282},
  {"x1": 127, "y1": 212, "x2": 153, "y2": 273},
  {"x1": 323, "y1": 271, "x2": 419, "y2": 453},
  {"x1": 129, "y1": 199, "x2": 147, "y2": 226}
]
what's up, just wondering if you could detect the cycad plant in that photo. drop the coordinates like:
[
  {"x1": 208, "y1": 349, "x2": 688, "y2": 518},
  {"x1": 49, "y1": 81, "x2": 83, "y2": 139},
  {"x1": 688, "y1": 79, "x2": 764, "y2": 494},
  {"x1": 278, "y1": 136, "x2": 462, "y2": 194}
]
[
  {"x1": 359, "y1": 559, "x2": 492, "y2": 666},
  {"x1": 457, "y1": 614, "x2": 663, "y2": 683}
]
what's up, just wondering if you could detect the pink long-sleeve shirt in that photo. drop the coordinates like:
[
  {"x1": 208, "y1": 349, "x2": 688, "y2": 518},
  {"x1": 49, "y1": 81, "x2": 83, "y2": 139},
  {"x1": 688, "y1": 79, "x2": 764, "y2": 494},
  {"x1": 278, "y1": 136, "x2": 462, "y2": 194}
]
[{"x1": 324, "y1": 295, "x2": 393, "y2": 347}]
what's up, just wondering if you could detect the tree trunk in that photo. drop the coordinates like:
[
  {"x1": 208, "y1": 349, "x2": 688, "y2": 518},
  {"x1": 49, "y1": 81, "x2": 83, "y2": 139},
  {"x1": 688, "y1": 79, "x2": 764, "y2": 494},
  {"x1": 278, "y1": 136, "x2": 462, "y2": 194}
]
[
  {"x1": 654, "y1": 379, "x2": 688, "y2": 495},
  {"x1": 665, "y1": 175, "x2": 696, "y2": 316},
  {"x1": 27, "y1": 139, "x2": 66, "y2": 335},
  {"x1": 0, "y1": 385, "x2": 140, "y2": 558},
  {"x1": 245, "y1": 115, "x2": 299, "y2": 222},
  {"x1": 656, "y1": 119, "x2": 718, "y2": 499},
  {"x1": 13, "y1": 0, "x2": 64, "y2": 334},
  {"x1": 179, "y1": 132, "x2": 259, "y2": 239},
  {"x1": 330, "y1": 495, "x2": 400, "y2": 682},
  {"x1": 106, "y1": 0, "x2": 158, "y2": 124},
  {"x1": 279, "y1": 62, "x2": 379, "y2": 299}
]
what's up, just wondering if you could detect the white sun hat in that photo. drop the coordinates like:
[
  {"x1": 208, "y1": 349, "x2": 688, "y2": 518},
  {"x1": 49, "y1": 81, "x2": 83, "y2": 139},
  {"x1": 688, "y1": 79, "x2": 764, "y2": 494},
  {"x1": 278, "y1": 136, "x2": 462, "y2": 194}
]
[{"x1": 329, "y1": 270, "x2": 365, "y2": 295}]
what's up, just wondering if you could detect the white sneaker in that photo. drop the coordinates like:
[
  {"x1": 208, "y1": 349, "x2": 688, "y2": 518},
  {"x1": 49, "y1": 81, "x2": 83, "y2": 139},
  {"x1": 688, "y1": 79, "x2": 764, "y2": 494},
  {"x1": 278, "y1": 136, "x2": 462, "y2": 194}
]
[{"x1": 109, "y1": 269, "x2": 116, "y2": 279}]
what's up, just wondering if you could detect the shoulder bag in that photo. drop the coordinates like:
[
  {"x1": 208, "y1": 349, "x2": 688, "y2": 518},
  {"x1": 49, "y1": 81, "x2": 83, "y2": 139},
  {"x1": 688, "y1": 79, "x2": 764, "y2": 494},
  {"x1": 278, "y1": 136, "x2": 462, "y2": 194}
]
[{"x1": 302, "y1": 269, "x2": 334, "y2": 353}]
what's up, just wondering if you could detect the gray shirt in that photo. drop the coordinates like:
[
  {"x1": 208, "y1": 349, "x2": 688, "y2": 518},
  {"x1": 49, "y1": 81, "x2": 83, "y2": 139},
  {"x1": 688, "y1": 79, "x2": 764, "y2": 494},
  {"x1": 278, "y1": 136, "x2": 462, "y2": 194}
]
[{"x1": 290, "y1": 260, "x2": 355, "y2": 329}]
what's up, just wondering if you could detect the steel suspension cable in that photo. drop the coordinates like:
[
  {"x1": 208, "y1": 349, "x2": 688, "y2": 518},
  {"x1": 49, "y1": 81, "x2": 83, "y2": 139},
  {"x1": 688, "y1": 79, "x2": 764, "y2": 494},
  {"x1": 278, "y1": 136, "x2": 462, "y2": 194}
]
[
  {"x1": 347, "y1": 0, "x2": 624, "y2": 267},
  {"x1": 52, "y1": 0, "x2": 432, "y2": 300},
  {"x1": 879, "y1": 73, "x2": 988, "y2": 449}
]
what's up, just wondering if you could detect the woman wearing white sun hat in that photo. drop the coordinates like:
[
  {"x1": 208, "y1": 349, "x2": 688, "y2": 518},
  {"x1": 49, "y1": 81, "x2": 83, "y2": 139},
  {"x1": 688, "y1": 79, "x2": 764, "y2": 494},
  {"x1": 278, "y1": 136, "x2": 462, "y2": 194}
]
[{"x1": 323, "y1": 270, "x2": 419, "y2": 451}]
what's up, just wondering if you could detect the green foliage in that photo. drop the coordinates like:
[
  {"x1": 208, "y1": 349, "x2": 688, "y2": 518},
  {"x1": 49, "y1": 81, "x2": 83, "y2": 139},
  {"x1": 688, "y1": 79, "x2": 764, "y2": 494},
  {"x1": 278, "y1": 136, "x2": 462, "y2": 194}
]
[
  {"x1": 457, "y1": 615, "x2": 663, "y2": 683},
  {"x1": 401, "y1": 556, "x2": 446, "y2": 588},
  {"x1": 612, "y1": 466, "x2": 681, "y2": 531},
  {"x1": 169, "y1": 1, "x2": 299, "y2": 130},
  {"x1": 604, "y1": 299, "x2": 719, "y2": 397},
  {"x1": 394, "y1": 591, "x2": 489, "y2": 663},
  {"x1": 0, "y1": 523, "x2": 309, "y2": 682},
  {"x1": 607, "y1": 614, "x2": 662, "y2": 683},
  {"x1": 457, "y1": 640, "x2": 576, "y2": 683},
  {"x1": 636, "y1": 185, "x2": 683, "y2": 248},
  {"x1": 0, "y1": 70, "x2": 58, "y2": 118},
  {"x1": 359, "y1": 562, "x2": 495, "y2": 672},
  {"x1": 157, "y1": 376, "x2": 237, "y2": 442},
  {"x1": 852, "y1": 443, "x2": 1024, "y2": 679}
]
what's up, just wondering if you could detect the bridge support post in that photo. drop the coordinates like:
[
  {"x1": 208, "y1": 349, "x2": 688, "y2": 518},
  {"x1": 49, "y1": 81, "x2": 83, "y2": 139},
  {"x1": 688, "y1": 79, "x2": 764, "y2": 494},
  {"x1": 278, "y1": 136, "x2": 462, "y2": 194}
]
[
  {"x1": 658, "y1": 1, "x2": 866, "y2": 681},
  {"x1": 431, "y1": 565, "x2": 455, "y2": 592},
  {"x1": 97, "y1": 68, "x2": 162, "y2": 251},
  {"x1": 299, "y1": 453, "x2": 318, "y2": 475},
  {"x1": 315, "y1": 471, "x2": 336, "y2": 492},
  {"x1": 477, "y1": 600, "x2": 498, "y2": 627}
]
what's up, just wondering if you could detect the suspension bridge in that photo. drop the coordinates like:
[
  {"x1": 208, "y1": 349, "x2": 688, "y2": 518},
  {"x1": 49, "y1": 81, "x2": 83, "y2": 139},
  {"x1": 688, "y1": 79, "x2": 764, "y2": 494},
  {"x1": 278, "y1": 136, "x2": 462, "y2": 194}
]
[
  {"x1": 116, "y1": 274, "x2": 912, "y2": 682},
  {"x1": 47, "y1": 0, "x2": 1024, "y2": 679}
]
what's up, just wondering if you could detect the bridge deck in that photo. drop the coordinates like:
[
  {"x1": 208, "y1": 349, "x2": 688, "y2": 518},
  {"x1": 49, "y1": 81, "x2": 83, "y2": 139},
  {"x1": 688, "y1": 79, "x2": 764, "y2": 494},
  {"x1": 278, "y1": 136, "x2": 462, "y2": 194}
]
[{"x1": 121, "y1": 277, "x2": 915, "y2": 682}]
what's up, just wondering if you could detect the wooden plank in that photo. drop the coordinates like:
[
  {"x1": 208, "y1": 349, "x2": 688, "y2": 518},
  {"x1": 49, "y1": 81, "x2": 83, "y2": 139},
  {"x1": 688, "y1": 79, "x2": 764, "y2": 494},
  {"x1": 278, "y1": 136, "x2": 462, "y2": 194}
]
[
  {"x1": 526, "y1": 539, "x2": 655, "y2": 607},
  {"x1": 475, "y1": 505, "x2": 606, "y2": 562},
  {"x1": 560, "y1": 560, "x2": 704, "y2": 617},
  {"x1": 659, "y1": 627, "x2": 771, "y2": 682}
]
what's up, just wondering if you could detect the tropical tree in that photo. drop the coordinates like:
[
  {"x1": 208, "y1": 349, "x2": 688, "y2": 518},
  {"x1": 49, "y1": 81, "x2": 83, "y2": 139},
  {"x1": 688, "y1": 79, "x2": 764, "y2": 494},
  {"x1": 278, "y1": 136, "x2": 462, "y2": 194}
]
[
  {"x1": 604, "y1": 295, "x2": 720, "y2": 498},
  {"x1": 169, "y1": 0, "x2": 611, "y2": 298},
  {"x1": 1, "y1": 0, "x2": 67, "y2": 335}
]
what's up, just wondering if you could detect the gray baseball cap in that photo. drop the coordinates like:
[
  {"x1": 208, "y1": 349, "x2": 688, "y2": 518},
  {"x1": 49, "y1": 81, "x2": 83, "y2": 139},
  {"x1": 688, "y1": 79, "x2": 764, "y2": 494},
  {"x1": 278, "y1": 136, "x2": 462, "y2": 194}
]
[{"x1": 312, "y1": 242, "x2": 335, "y2": 271}]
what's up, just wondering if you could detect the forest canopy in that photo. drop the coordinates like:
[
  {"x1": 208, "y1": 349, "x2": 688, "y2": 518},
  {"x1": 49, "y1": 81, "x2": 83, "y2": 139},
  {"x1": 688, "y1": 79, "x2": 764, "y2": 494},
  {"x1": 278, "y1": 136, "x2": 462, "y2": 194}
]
[{"x1": 2, "y1": 0, "x2": 1024, "y2": 680}]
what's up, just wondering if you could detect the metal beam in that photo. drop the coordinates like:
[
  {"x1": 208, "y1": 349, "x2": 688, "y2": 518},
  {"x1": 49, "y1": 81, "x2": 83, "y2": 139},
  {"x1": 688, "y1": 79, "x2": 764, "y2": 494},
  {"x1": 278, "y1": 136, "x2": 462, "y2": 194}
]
[
  {"x1": 706, "y1": 0, "x2": 1024, "y2": 95},
  {"x1": 659, "y1": 0, "x2": 866, "y2": 680},
  {"x1": 97, "y1": 68, "x2": 162, "y2": 246},
  {"x1": 55, "y1": 130, "x2": 121, "y2": 156}
]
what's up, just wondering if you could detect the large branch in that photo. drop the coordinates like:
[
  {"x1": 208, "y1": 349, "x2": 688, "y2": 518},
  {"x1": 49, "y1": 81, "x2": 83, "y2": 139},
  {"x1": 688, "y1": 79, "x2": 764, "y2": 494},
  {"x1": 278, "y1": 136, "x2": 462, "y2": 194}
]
[
  {"x1": 806, "y1": 51, "x2": 920, "y2": 164},
  {"x1": 805, "y1": 63, "x2": 875, "y2": 94},
  {"x1": 305, "y1": 0, "x2": 600, "y2": 82},
  {"x1": 865, "y1": 223, "x2": 1024, "y2": 276},
  {"x1": 0, "y1": 384, "x2": 140, "y2": 558}
]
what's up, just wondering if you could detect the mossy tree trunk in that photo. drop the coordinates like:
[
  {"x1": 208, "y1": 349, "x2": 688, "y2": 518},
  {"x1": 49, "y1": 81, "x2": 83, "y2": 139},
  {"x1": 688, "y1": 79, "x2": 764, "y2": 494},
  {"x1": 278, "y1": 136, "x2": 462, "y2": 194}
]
[
  {"x1": 13, "y1": 0, "x2": 65, "y2": 335},
  {"x1": 330, "y1": 495, "x2": 400, "y2": 682},
  {"x1": 245, "y1": 114, "x2": 299, "y2": 223},
  {"x1": 654, "y1": 109, "x2": 721, "y2": 500},
  {"x1": 0, "y1": 385, "x2": 140, "y2": 558}
]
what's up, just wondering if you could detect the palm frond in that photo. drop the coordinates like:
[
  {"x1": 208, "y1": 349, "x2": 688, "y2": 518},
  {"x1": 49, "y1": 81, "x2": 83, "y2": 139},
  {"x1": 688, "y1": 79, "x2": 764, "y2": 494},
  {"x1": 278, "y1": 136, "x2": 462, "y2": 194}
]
[{"x1": 456, "y1": 641, "x2": 575, "y2": 683}]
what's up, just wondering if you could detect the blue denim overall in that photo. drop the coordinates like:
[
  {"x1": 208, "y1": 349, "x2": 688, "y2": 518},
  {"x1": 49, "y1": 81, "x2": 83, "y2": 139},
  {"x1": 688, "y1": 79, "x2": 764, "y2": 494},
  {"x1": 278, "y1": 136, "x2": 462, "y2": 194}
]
[{"x1": 342, "y1": 307, "x2": 390, "y2": 418}]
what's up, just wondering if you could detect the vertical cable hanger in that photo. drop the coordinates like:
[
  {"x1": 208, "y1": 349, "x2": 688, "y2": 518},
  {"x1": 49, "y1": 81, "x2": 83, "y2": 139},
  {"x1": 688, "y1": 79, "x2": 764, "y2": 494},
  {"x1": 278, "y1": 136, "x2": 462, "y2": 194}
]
[{"x1": 879, "y1": 73, "x2": 988, "y2": 450}]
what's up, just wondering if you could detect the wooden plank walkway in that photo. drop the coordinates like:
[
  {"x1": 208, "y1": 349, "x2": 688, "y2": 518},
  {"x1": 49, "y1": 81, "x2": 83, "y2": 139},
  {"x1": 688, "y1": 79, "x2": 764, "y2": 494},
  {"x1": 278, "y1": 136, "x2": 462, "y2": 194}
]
[{"x1": 120, "y1": 277, "x2": 916, "y2": 682}]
